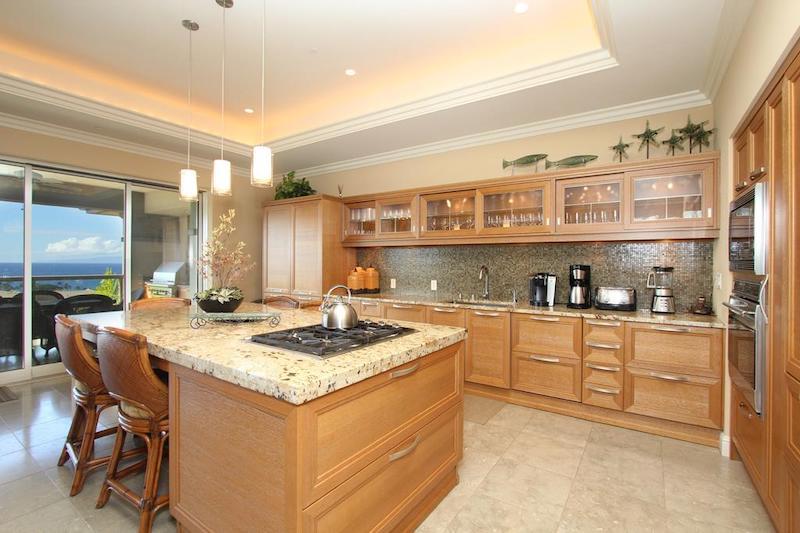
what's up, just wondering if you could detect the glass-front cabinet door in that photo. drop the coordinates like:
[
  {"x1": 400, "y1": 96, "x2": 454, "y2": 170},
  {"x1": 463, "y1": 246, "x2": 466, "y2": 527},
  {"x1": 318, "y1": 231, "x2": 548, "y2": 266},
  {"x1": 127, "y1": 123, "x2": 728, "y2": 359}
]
[
  {"x1": 420, "y1": 191, "x2": 476, "y2": 236},
  {"x1": 626, "y1": 162, "x2": 715, "y2": 229},
  {"x1": 376, "y1": 195, "x2": 418, "y2": 239},
  {"x1": 556, "y1": 174, "x2": 624, "y2": 233},
  {"x1": 343, "y1": 201, "x2": 377, "y2": 240},
  {"x1": 477, "y1": 181, "x2": 551, "y2": 234}
]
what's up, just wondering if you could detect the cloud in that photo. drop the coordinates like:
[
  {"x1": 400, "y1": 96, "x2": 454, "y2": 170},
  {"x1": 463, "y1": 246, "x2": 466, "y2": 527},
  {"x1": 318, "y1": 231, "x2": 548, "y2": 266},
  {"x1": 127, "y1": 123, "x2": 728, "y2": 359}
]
[{"x1": 45, "y1": 236, "x2": 122, "y2": 255}]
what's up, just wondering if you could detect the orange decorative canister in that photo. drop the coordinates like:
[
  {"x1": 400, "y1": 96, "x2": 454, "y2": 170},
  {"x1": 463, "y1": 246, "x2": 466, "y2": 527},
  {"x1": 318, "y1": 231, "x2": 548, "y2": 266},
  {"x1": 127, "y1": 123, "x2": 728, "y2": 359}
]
[{"x1": 365, "y1": 266, "x2": 380, "y2": 293}]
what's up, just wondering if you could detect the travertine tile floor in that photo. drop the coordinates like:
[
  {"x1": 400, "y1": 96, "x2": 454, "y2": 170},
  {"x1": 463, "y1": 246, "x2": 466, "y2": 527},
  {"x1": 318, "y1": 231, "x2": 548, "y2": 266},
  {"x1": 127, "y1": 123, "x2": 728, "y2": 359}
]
[{"x1": 0, "y1": 375, "x2": 774, "y2": 532}]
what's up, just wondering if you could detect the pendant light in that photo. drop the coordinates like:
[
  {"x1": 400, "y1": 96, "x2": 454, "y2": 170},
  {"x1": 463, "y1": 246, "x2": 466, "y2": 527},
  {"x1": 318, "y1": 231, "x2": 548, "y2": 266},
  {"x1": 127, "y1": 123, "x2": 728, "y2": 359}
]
[
  {"x1": 179, "y1": 19, "x2": 200, "y2": 202},
  {"x1": 250, "y1": 0, "x2": 273, "y2": 187},
  {"x1": 212, "y1": 0, "x2": 233, "y2": 197}
]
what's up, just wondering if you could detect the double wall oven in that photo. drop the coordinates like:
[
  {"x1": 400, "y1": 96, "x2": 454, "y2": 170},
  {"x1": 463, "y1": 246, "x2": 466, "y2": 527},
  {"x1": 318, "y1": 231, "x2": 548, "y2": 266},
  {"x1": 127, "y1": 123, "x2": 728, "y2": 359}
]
[{"x1": 726, "y1": 182, "x2": 768, "y2": 415}]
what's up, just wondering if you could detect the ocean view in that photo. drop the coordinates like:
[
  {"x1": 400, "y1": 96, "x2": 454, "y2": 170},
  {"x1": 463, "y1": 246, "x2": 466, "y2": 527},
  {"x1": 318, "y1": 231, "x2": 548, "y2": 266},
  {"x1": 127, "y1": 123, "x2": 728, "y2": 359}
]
[{"x1": 0, "y1": 262, "x2": 122, "y2": 292}]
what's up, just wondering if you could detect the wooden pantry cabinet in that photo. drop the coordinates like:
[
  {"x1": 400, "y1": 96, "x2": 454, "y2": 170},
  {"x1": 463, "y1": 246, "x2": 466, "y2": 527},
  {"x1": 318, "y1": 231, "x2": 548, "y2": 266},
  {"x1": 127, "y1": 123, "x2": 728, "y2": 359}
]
[{"x1": 262, "y1": 195, "x2": 354, "y2": 299}]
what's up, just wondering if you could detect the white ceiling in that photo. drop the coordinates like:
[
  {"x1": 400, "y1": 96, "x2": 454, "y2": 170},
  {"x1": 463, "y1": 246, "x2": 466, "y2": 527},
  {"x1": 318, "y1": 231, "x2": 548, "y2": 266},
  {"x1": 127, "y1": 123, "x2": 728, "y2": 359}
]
[{"x1": 0, "y1": 0, "x2": 750, "y2": 178}]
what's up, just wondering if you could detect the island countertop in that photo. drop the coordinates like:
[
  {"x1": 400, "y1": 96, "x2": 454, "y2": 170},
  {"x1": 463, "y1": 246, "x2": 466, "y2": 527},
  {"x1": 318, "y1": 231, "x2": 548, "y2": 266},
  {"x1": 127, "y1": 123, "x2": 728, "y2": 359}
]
[{"x1": 71, "y1": 303, "x2": 466, "y2": 405}]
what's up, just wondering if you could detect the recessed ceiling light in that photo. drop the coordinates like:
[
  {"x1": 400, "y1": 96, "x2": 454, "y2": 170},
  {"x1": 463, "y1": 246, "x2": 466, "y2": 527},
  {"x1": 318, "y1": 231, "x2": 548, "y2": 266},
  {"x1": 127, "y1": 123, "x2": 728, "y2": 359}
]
[
  {"x1": 244, "y1": 107, "x2": 254, "y2": 114},
  {"x1": 344, "y1": 68, "x2": 357, "y2": 76},
  {"x1": 513, "y1": 2, "x2": 529, "y2": 14}
]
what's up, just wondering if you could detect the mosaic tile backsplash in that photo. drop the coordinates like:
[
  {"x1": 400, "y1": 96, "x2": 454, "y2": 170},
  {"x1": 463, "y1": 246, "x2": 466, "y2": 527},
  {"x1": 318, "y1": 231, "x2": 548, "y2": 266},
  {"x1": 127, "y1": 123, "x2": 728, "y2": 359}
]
[{"x1": 356, "y1": 241, "x2": 714, "y2": 312}]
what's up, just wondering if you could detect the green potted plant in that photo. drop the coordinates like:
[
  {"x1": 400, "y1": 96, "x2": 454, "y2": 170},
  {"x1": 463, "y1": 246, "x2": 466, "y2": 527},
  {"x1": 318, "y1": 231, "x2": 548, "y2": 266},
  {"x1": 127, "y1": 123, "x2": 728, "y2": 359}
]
[
  {"x1": 195, "y1": 209, "x2": 255, "y2": 313},
  {"x1": 273, "y1": 171, "x2": 316, "y2": 200}
]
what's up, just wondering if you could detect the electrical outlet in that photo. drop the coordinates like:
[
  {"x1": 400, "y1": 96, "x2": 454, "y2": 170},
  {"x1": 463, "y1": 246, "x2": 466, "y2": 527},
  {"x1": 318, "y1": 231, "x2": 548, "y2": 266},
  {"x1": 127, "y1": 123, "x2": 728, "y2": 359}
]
[
  {"x1": 431, "y1": 279, "x2": 438, "y2": 291},
  {"x1": 390, "y1": 278, "x2": 396, "y2": 289},
  {"x1": 714, "y1": 272, "x2": 722, "y2": 290}
]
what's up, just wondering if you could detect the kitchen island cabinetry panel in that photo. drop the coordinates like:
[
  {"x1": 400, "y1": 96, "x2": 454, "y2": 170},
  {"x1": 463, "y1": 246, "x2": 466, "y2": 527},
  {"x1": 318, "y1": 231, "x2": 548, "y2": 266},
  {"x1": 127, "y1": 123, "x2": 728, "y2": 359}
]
[{"x1": 465, "y1": 310, "x2": 510, "y2": 388}]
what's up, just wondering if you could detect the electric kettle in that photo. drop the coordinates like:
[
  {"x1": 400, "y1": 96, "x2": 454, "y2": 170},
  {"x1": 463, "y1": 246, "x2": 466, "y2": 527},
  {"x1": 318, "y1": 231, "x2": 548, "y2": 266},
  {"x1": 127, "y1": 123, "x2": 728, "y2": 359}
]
[{"x1": 320, "y1": 285, "x2": 360, "y2": 329}]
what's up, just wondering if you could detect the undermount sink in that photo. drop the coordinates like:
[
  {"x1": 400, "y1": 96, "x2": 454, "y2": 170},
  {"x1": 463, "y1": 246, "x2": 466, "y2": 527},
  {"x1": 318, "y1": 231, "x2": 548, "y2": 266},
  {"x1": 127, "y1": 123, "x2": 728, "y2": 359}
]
[{"x1": 451, "y1": 300, "x2": 514, "y2": 308}]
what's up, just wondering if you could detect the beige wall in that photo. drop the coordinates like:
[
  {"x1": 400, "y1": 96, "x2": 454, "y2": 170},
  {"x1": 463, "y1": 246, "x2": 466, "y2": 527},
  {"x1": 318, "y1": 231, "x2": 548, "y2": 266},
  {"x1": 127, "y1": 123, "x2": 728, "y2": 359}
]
[
  {"x1": 711, "y1": 0, "x2": 800, "y2": 450},
  {"x1": 307, "y1": 106, "x2": 713, "y2": 195},
  {"x1": 0, "y1": 126, "x2": 271, "y2": 300}
]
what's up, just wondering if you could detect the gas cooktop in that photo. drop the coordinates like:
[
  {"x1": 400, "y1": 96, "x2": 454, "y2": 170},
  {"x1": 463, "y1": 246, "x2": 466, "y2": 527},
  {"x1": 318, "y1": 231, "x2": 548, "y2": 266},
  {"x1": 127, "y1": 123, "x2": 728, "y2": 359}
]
[{"x1": 251, "y1": 320, "x2": 416, "y2": 358}]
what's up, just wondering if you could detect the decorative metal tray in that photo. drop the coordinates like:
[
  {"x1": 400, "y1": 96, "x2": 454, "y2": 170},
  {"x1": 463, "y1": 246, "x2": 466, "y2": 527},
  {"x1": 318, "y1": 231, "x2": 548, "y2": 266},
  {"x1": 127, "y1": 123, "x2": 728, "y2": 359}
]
[{"x1": 190, "y1": 311, "x2": 281, "y2": 329}]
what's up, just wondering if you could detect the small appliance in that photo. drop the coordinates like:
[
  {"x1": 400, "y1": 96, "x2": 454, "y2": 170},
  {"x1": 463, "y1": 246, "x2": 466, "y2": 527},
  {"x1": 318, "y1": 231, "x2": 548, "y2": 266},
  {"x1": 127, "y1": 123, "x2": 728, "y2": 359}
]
[
  {"x1": 319, "y1": 285, "x2": 359, "y2": 329},
  {"x1": 729, "y1": 182, "x2": 768, "y2": 274},
  {"x1": 723, "y1": 279, "x2": 767, "y2": 415},
  {"x1": 529, "y1": 273, "x2": 556, "y2": 307},
  {"x1": 646, "y1": 266, "x2": 675, "y2": 314},
  {"x1": 567, "y1": 265, "x2": 591, "y2": 309},
  {"x1": 593, "y1": 287, "x2": 636, "y2": 311}
]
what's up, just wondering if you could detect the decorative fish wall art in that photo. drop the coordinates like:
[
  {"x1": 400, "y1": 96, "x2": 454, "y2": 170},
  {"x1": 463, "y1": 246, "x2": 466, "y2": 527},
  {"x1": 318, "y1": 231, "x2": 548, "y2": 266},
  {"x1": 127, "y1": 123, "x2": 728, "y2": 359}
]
[
  {"x1": 545, "y1": 155, "x2": 598, "y2": 169},
  {"x1": 502, "y1": 153, "x2": 548, "y2": 170}
]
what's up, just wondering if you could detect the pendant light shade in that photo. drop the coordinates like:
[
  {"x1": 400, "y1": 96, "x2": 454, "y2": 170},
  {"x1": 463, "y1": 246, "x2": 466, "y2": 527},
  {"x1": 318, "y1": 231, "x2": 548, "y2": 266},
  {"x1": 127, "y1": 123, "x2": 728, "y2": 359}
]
[
  {"x1": 212, "y1": 159, "x2": 232, "y2": 196},
  {"x1": 179, "y1": 19, "x2": 199, "y2": 202},
  {"x1": 251, "y1": 145, "x2": 273, "y2": 187},
  {"x1": 179, "y1": 168, "x2": 199, "y2": 201}
]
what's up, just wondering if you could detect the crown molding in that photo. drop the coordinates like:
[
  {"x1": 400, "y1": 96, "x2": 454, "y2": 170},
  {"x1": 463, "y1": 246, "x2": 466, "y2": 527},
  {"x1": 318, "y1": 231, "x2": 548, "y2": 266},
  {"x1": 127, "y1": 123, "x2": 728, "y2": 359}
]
[
  {"x1": 0, "y1": 73, "x2": 252, "y2": 157},
  {"x1": 0, "y1": 111, "x2": 251, "y2": 178},
  {"x1": 703, "y1": 0, "x2": 754, "y2": 100},
  {"x1": 295, "y1": 90, "x2": 711, "y2": 178}
]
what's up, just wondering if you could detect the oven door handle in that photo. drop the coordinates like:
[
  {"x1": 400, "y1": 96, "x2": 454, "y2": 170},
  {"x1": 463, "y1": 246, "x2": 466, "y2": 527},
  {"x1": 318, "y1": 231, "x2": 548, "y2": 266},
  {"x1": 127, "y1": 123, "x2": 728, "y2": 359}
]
[
  {"x1": 754, "y1": 302, "x2": 767, "y2": 415},
  {"x1": 722, "y1": 302, "x2": 755, "y2": 317}
]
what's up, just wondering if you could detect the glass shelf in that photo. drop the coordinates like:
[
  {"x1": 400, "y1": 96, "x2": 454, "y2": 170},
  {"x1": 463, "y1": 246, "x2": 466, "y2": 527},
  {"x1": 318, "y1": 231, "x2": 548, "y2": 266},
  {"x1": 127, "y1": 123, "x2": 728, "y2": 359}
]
[
  {"x1": 422, "y1": 193, "x2": 476, "y2": 233},
  {"x1": 480, "y1": 186, "x2": 548, "y2": 231},
  {"x1": 344, "y1": 203, "x2": 376, "y2": 238}
]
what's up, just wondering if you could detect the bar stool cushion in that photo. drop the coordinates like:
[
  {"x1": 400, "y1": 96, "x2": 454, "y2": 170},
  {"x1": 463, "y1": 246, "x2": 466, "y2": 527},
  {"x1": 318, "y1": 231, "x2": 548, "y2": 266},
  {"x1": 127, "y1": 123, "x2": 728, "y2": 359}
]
[
  {"x1": 74, "y1": 379, "x2": 91, "y2": 395},
  {"x1": 119, "y1": 401, "x2": 152, "y2": 420}
]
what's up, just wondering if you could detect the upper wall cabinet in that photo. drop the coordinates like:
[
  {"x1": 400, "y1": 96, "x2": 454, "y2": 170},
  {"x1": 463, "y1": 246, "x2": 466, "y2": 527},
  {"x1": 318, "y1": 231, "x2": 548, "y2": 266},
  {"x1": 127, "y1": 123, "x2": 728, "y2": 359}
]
[
  {"x1": 343, "y1": 201, "x2": 377, "y2": 241},
  {"x1": 420, "y1": 191, "x2": 477, "y2": 236},
  {"x1": 476, "y1": 182, "x2": 552, "y2": 235},
  {"x1": 625, "y1": 162, "x2": 715, "y2": 229},
  {"x1": 555, "y1": 174, "x2": 624, "y2": 233},
  {"x1": 734, "y1": 107, "x2": 768, "y2": 199},
  {"x1": 376, "y1": 195, "x2": 419, "y2": 239}
]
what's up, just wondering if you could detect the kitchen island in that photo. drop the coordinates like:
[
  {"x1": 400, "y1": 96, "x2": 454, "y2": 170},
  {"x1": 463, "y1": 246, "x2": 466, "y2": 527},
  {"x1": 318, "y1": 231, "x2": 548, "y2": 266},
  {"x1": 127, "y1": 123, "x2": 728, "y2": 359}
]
[{"x1": 73, "y1": 304, "x2": 466, "y2": 532}]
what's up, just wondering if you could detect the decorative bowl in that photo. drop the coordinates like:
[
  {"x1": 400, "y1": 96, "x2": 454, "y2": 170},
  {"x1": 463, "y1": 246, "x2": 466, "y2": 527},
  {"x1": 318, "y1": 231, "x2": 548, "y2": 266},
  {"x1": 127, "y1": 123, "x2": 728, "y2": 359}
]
[{"x1": 196, "y1": 297, "x2": 243, "y2": 313}]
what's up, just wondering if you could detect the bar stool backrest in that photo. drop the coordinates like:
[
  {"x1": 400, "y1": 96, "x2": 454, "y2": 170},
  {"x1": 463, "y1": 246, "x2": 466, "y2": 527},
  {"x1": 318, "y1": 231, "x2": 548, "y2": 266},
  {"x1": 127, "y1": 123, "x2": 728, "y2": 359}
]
[
  {"x1": 54, "y1": 314, "x2": 105, "y2": 394},
  {"x1": 96, "y1": 326, "x2": 168, "y2": 420},
  {"x1": 130, "y1": 297, "x2": 190, "y2": 311}
]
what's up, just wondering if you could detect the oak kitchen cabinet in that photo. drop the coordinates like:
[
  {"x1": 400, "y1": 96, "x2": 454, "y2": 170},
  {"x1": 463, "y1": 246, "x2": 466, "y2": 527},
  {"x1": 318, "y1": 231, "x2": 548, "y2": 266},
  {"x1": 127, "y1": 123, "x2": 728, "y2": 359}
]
[
  {"x1": 733, "y1": 106, "x2": 768, "y2": 199},
  {"x1": 383, "y1": 302, "x2": 427, "y2": 323},
  {"x1": 420, "y1": 191, "x2": 477, "y2": 237},
  {"x1": 476, "y1": 181, "x2": 552, "y2": 235},
  {"x1": 582, "y1": 318, "x2": 625, "y2": 411},
  {"x1": 426, "y1": 306, "x2": 467, "y2": 328},
  {"x1": 555, "y1": 174, "x2": 624, "y2": 233},
  {"x1": 465, "y1": 310, "x2": 510, "y2": 388},
  {"x1": 262, "y1": 195, "x2": 354, "y2": 299}
]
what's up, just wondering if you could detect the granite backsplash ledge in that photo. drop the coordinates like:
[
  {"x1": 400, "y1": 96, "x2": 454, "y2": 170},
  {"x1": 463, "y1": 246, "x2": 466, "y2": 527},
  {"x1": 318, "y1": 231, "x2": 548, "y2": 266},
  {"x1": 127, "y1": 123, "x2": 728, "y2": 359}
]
[{"x1": 356, "y1": 241, "x2": 714, "y2": 312}]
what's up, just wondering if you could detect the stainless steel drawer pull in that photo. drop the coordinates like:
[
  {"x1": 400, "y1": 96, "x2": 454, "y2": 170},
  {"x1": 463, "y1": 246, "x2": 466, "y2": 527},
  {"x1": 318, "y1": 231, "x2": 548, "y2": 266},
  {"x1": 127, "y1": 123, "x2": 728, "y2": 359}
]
[
  {"x1": 529, "y1": 316, "x2": 559, "y2": 322},
  {"x1": 390, "y1": 363, "x2": 419, "y2": 379},
  {"x1": 585, "y1": 320, "x2": 621, "y2": 327},
  {"x1": 362, "y1": 302, "x2": 380, "y2": 307},
  {"x1": 586, "y1": 341, "x2": 621, "y2": 350},
  {"x1": 749, "y1": 167, "x2": 767, "y2": 180},
  {"x1": 651, "y1": 325, "x2": 691, "y2": 333},
  {"x1": 474, "y1": 311, "x2": 500, "y2": 317},
  {"x1": 529, "y1": 355, "x2": 560, "y2": 363},
  {"x1": 586, "y1": 384, "x2": 620, "y2": 395},
  {"x1": 432, "y1": 307, "x2": 457, "y2": 313},
  {"x1": 392, "y1": 304, "x2": 414, "y2": 309},
  {"x1": 388, "y1": 435, "x2": 421, "y2": 462},
  {"x1": 586, "y1": 363, "x2": 620, "y2": 372},
  {"x1": 648, "y1": 371, "x2": 689, "y2": 382}
]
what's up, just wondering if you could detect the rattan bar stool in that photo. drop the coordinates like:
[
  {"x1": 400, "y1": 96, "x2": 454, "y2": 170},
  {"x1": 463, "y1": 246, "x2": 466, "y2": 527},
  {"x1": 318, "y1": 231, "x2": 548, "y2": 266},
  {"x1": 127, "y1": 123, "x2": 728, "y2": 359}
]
[{"x1": 95, "y1": 326, "x2": 169, "y2": 533}]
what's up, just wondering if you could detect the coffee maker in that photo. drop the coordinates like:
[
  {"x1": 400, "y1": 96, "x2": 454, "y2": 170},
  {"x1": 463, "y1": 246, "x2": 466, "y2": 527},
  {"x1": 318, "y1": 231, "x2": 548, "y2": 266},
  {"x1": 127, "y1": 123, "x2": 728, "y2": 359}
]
[
  {"x1": 530, "y1": 273, "x2": 556, "y2": 307},
  {"x1": 567, "y1": 265, "x2": 591, "y2": 309},
  {"x1": 647, "y1": 266, "x2": 676, "y2": 313}
]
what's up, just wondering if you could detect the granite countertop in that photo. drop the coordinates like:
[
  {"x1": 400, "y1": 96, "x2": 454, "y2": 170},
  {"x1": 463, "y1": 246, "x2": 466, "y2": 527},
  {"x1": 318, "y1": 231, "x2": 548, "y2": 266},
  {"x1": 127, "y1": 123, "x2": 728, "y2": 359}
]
[
  {"x1": 351, "y1": 293, "x2": 724, "y2": 329},
  {"x1": 71, "y1": 303, "x2": 466, "y2": 405}
]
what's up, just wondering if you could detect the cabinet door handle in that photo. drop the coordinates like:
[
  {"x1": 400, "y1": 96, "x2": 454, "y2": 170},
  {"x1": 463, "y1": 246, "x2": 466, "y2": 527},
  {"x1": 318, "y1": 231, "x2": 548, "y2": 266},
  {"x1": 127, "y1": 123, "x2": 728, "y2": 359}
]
[
  {"x1": 586, "y1": 363, "x2": 620, "y2": 372},
  {"x1": 392, "y1": 304, "x2": 414, "y2": 309},
  {"x1": 390, "y1": 363, "x2": 419, "y2": 379},
  {"x1": 586, "y1": 341, "x2": 621, "y2": 350},
  {"x1": 738, "y1": 401, "x2": 754, "y2": 419},
  {"x1": 388, "y1": 435, "x2": 421, "y2": 462},
  {"x1": 362, "y1": 301, "x2": 380, "y2": 307},
  {"x1": 529, "y1": 355, "x2": 560, "y2": 363},
  {"x1": 735, "y1": 181, "x2": 748, "y2": 191},
  {"x1": 648, "y1": 371, "x2": 689, "y2": 382},
  {"x1": 749, "y1": 167, "x2": 767, "y2": 180},
  {"x1": 585, "y1": 320, "x2": 621, "y2": 327},
  {"x1": 432, "y1": 307, "x2": 457, "y2": 313},
  {"x1": 529, "y1": 316, "x2": 559, "y2": 322},
  {"x1": 474, "y1": 311, "x2": 501, "y2": 317},
  {"x1": 650, "y1": 325, "x2": 691, "y2": 333},
  {"x1": 586, "y1": 384, "x2": 620, "y2": 395}
]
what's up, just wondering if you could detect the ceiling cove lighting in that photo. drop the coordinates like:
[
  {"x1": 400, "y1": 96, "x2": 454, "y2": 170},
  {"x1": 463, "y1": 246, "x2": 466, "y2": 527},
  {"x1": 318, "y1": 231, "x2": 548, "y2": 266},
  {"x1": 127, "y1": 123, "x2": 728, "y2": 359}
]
[
  {"x1": 212, "y1": 0, "x2": 233, "y2": 197},
  {"x1": 179, "y1": 19, "x2": 199, "y2": 202},
  {"x1": 344, "y1": 68, "x2": 357, "y2": 76},
  {"x1": 251, "y1": 0, "x2": 273, "y2": 188},
  {"x1": 513, "y1": 2, "x2": 529, "y2": 14},
  {"x1": 243, "y1": 107, "x2": 254, "y2": 114}
]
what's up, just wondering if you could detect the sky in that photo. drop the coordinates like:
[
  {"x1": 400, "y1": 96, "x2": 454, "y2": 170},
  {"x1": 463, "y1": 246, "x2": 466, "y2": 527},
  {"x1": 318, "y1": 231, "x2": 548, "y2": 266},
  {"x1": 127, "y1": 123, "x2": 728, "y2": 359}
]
[{"x1": 0, "y1": 201, "x2": 123, "y2": 264}]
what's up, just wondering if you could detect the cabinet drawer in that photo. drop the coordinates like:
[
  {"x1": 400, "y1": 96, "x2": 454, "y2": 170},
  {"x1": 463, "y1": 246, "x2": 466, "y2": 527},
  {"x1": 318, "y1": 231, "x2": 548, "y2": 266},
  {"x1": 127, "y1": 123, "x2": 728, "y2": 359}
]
[
  {"x1": 303, "y1": 404, "x2": 462, "y2": 532},
  {"x1": 511, "y1": 351, "x2": 581, "y2": 402},
  {"x1": 299, "y1": 344, "x2": 463, "y2": 505},
  {"x1": 625, "y1": 323, "x2": 722, "y2": 377},
  {"x1": 465, "y1": 310, "x2": 511, "y2": 388},
  {"x1": 356, "y1": 300, "x2": 383, "y2": 318},
  {"x1": 583, "y1": 318, "x2": 624, "y2": 342},
  {"x1": 583, "y1": 362, "x2": 623, "y2": 388},
  {"x1": 583, "y1": 337, "x2": 624, "y2": 365},
  {"x1": 512, "y1": 314, "x2": 581, "y2": 359},
  {"x1": 787, "y1": 374, "x2": 800, "y2": 470},
  {"x1": 426, "y1": 306, "x2": 466, "y2": 328},
  {"x1": 623, "y1": 367, "x2": 722, "y2": 429},
  {"x1": 384, "y1": 303, "x2": 427, "y2": 323},
  {"x1": 583, "y1": 382, "x2": 623, "y2": 411},
  {"x1": 732, "y1": 386, "x2": 766, "y2": 487}
]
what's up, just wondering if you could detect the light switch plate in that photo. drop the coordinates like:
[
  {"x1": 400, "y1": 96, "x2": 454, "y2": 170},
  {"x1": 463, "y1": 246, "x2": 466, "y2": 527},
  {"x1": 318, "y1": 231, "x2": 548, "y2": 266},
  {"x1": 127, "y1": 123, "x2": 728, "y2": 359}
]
[
  {"x1": 431, "y1": 279, "x2": 438, "y2": 291},
  {"x1": 390, "y1": 278, "x2": 396, "y2": 289},
  {"x1": 714, "y1": 272, "x2": 722, "y2": 290}
]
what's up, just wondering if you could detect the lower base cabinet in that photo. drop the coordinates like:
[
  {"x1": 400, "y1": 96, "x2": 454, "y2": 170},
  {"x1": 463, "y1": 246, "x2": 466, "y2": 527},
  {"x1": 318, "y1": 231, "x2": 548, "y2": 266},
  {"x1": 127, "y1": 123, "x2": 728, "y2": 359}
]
[
  {"x1": 731, "y1": 386, "x2": 767, "y2": 489},
  {"x1": 383, "y1": 303, "x2": 427, "y2": 323},
  {"x1": 511, "y1": 352, "x2": 581, "y2": 402},
  {"x1": 465, "y1": 311, "x2": 511, "y2": 388},
  {"x1": 582, "y1": 381, "x2": 623, "y2": 410}
]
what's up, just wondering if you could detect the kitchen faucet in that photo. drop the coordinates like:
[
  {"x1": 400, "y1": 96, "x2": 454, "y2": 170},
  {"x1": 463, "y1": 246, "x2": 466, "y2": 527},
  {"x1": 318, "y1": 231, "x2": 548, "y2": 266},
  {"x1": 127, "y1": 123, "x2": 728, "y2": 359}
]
[{"x1": 478, "y1": 265, "x2": 489, "y2": 299}]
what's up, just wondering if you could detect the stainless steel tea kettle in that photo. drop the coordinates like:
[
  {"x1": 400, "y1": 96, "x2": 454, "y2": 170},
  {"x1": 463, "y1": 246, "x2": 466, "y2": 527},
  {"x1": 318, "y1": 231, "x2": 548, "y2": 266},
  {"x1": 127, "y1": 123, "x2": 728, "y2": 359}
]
[{"x1": 320, "y1": 285, "x2": 359, "y2": 329}]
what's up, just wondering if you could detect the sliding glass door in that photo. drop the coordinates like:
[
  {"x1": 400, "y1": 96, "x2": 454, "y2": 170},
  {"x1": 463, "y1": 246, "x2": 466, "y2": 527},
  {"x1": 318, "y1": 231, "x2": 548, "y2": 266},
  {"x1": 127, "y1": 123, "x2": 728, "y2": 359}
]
[{"x1": 0, "y1": 160, "x2": 202, "y2": 384}]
